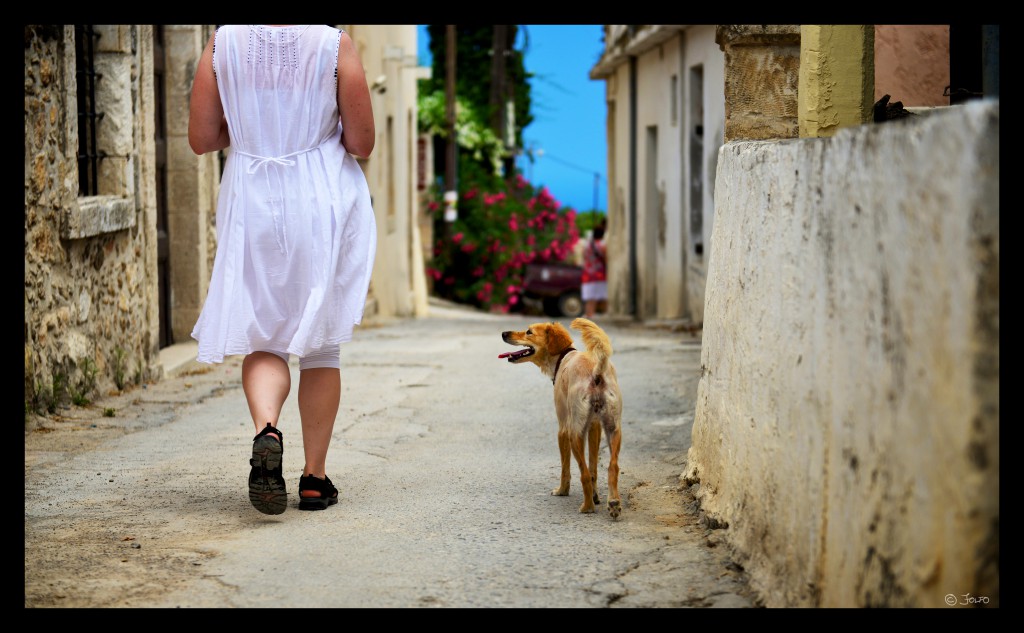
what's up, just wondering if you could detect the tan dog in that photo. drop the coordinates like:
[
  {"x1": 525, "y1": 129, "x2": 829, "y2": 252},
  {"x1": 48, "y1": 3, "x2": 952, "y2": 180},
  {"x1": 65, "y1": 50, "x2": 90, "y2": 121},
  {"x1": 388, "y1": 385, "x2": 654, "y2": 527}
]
[{"x1": 500, "y1": 318, "x2": 623, "y2": 517}]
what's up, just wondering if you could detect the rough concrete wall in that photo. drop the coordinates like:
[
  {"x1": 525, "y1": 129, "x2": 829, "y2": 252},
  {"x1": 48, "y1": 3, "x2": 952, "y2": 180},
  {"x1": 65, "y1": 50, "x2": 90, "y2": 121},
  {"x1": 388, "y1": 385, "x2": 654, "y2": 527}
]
[
  {"x1": 351, "y1": 25, "x2": 426, "y2": 319},
  {"x1": 682, "y1": 25, "x2": 725, "y2": 326},
  {"x1": 634, "y1": 37, "x2": 683, "y2": 320},
  {"x1": 605, "y1": 69, "x2": 632, "y2": 318},
  {"x1": 25, "y1": 25, "x2": 160, "y2": 407},
  {"x1": 684, "y1": 100, "x2": 999, "y2": 607},
  {"x1": 875, "y1": 26, "x2": 950, "y2": 107}
]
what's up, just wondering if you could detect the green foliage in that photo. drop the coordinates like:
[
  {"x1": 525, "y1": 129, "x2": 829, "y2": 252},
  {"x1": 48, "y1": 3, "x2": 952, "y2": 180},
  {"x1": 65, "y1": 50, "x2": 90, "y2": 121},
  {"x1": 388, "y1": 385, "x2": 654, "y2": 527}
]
[
  {"x1": 30, "y1": 380, "x2": 48, "y2": 415},
  {"x1": 420, "y1": 25, "x2": 581, "y2": 312},
  {"x1": 34, "y1": 370, "x2": 68, "y2": 414},
  {"x1": 418, "y1": 90, "x2": 506, "y2": 176},
  {"x1": 574, "y1": 210, "x2": 607, "y2": 236},
  {"x1": 425, "y1": 173, "x2": 580, "y2": 313},
  {"x1": 423, "y1": 25, "x2": 533, "y2": 149},
  {"x1": 113, "y1": 347, "x2": 127, "y2": 391},
  {"x1": 27, "y1": 357, "x2": 93, "y2": 415},
  {"x1": 70, "y1": 356, "x2": 98, "y2": 406},
  {"x1": 103, "y1": 408, "x2": 115, "y2": 417}
]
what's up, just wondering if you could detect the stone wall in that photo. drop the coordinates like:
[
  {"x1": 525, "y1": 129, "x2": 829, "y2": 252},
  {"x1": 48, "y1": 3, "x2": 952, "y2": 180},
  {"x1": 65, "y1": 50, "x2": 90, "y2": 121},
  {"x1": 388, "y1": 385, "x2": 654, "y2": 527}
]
[
  {"x1": 683, "y1": 100, "x2": 999, "y2": 607},
  {"x1": 25, "y1": 25, "x2": 160, "y2": 408},
  {"x1": 716, "y1": 25, "x2": 801, "y2": 141}
]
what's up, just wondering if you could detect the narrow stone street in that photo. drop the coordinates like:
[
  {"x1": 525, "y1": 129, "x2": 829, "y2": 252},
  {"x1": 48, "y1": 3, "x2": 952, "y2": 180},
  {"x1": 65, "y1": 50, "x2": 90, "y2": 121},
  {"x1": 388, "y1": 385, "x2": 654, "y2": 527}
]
[{"x1": 25, "y1": 303, "x2": 757, "y2": 608}]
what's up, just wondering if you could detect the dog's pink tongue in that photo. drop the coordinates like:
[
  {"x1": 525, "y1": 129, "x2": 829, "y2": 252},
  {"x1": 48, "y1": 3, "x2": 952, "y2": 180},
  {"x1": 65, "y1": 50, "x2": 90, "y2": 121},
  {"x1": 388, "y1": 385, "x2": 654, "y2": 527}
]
[{"x1": 498, "y1": 352, "x2": 512, "y2": 359}]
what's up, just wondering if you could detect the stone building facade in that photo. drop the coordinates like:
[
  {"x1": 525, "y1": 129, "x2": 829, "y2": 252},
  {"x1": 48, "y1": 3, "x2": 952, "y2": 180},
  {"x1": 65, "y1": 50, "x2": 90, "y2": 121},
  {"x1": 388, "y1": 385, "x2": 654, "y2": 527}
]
[
  {"x1": 24, "y1": 24, "x2": 427, "y2": 410},
  {"x1": 590, "y1": 25, "x2": 724, "y2": 325},
  {"x1": 25, "y1": 25, "x2": 164, "y2": 408}
]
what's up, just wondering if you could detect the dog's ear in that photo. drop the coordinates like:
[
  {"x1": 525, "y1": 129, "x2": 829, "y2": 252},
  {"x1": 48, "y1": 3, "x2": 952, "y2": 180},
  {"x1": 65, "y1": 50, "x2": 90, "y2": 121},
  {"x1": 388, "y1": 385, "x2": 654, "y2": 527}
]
[{"x1": 545, "y1": 322, "x2": 574, "y2": 355}]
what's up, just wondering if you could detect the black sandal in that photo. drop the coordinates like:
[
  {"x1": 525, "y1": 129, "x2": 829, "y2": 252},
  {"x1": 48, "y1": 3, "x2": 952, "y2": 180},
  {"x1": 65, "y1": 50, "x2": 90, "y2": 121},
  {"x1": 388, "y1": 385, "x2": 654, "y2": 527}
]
[
  {"x1": 298, "y1": 474, "x2": 339, "y2": 511},
  {"x1": 249, "y1": 423, "x2": 287, "y2": 515}
]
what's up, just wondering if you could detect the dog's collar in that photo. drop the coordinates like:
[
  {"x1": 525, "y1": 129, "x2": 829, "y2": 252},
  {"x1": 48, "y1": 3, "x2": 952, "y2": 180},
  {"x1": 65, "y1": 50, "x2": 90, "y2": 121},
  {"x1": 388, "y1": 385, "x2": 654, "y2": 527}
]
[{"x1": 552, "y1": 347, "x2": 577, "y2": 384}]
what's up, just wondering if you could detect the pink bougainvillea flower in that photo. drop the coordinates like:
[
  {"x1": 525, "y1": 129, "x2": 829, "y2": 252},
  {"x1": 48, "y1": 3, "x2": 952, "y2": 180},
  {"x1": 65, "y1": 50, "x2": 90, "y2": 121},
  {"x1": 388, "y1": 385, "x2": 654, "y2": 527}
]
[{"x1": 452, "y1": 232, "x2": 463, "y2": 244}]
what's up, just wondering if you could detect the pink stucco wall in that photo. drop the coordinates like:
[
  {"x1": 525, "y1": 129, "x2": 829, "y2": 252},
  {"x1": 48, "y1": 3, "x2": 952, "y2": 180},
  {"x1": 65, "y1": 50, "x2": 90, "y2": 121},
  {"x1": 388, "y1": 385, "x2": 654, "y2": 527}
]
[{"x1": 875, "y1": 25, "x2": 950, "y2": 107}]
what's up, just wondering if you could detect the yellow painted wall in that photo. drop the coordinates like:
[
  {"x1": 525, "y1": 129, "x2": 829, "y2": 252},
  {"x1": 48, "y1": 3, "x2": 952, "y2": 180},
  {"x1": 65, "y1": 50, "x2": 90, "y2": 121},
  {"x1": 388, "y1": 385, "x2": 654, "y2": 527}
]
[{"x1": 799, "y1": 25, "x2": 874, "y2": 138}]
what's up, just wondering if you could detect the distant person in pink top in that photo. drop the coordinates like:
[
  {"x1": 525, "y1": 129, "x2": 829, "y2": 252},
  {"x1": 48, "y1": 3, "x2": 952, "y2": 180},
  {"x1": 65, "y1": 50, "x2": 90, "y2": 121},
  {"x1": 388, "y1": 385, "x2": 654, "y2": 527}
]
[{"x1": 581, "y1": 219, "x2": 608, "y2": 319}]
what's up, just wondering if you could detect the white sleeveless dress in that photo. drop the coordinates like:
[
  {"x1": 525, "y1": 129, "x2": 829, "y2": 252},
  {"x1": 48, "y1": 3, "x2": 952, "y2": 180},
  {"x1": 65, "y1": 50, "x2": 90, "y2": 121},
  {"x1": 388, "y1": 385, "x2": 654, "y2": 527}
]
[{"x1": 191, "y1": 25, "x2": 376, "y2": 364}]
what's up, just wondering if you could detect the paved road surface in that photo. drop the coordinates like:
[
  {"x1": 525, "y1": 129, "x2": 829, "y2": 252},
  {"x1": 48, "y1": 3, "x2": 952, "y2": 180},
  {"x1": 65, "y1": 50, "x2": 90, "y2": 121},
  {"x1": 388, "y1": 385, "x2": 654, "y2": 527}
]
[{"x1": 24, "y1": 303, "x2": 756, "y2": 608}]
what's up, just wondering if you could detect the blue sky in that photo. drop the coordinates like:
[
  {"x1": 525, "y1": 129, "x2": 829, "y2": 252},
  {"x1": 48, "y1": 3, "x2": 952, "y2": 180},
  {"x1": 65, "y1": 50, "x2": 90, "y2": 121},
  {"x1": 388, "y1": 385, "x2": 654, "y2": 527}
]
[{"x1": 417, "y1": 25, "x2": 608, "y2": 214}]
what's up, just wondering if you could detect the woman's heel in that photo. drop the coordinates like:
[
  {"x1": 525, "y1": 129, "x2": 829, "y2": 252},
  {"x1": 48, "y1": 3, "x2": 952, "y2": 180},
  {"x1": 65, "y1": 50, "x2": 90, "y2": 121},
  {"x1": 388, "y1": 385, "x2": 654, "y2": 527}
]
[
  {"x1": 298, "y1": 474, "x2": 338, "y2": 511},
  {"x1": 249, "y1": 424, "x2": 287, "y2": 515}
]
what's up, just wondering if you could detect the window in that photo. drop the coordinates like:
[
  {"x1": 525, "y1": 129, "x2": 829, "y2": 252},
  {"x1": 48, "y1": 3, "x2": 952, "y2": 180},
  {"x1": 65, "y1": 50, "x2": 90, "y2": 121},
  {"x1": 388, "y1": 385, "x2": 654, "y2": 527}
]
[
  {"x1": 688, "y1": 64, "x2": 704, "y2": 257},
  {"x1": 75, "y1": 25, "x2": 102, "y2": 197},
  {"x1": 671, "y1": 74, "x2": 678, "y2": 127},
  {"x1": 64, "y1": 25, "x2": 134, "y2": 239}
]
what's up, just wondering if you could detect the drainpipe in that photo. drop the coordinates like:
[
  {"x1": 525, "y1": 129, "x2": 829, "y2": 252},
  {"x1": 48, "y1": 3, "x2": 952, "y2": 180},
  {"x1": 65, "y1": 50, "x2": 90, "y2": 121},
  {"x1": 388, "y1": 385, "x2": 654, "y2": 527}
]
[{"x1": 628, "y1": 54, "x2": 638, "y2": 319}]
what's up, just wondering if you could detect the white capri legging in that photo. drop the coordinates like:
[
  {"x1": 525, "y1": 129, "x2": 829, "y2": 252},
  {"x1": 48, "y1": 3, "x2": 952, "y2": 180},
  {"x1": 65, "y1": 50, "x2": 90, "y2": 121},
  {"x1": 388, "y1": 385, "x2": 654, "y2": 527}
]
[
  {"x1": 261, "y1": 347, "x2": 340, "y2": 371},
  {"x1": 581, "y1": 281, "x2": 608, "y2": 302}
]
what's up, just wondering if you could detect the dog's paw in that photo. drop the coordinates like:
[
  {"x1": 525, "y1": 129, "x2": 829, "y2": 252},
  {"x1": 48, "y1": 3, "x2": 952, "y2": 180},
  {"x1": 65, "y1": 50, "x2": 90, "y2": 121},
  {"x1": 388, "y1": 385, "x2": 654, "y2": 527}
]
[
  {"x1": 592, "y1": 492, "x2": 601, "y2": 505},
  {"x1": 578, "y1": 503, "x2": 596, "y2": 514},
  {"x1": 551, "y1": 486, "x2": 569, "y2": 497},
  {"x1": 608, "y1": 499, "x2": 621, "y2": 519}
]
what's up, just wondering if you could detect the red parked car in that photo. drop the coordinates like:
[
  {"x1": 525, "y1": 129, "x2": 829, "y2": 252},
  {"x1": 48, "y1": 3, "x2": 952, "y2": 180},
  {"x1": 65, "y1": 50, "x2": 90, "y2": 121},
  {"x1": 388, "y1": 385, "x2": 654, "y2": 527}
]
[{"x1": 520, "y1": 262, "x2": 584, "y2": 318}]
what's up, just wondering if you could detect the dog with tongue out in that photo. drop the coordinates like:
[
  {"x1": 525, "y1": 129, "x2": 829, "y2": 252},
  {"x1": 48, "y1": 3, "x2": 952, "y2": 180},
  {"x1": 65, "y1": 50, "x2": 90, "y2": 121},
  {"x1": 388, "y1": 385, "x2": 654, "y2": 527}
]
[{"x1": 499, "y1": 318, "x2": 623, "y2": 518}]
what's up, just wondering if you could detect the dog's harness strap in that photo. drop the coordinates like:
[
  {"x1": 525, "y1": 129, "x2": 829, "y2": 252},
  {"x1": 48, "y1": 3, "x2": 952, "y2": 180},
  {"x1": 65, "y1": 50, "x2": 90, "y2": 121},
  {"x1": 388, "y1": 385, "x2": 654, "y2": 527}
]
[{"x1": 553, "y1": 347, "x2": 576, "y2": 384}]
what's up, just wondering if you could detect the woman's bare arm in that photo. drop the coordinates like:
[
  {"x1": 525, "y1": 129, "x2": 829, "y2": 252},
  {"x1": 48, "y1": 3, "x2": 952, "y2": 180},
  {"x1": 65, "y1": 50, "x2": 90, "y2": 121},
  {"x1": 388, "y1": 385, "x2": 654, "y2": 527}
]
[
  {"x1": 336, "y1": 30, "x2": 375, "y2": 158},
  {"x1": 188, "y1": 31, "x2": 229, "y2": 155}
]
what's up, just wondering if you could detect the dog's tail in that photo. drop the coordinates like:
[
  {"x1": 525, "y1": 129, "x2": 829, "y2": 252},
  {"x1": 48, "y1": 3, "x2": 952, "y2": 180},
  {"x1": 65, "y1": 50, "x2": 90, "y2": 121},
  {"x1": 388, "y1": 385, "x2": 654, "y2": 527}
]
[{"x1": 571, "y1": 317, "x2": 612, "y2": 377}]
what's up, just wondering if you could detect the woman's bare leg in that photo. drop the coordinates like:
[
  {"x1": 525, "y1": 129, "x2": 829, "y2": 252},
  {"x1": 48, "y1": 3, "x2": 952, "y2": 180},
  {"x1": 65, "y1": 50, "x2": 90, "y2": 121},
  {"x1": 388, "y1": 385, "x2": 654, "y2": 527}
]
[
  {"x1": 298, "y1": 367, "x2": 340, "y2": 496},
  {"x1": 242, "y1": 352, "x2": 291, "y2": 440},
  {"x1": 243, "y1": 351, "x2": 290, "y2": 514}
]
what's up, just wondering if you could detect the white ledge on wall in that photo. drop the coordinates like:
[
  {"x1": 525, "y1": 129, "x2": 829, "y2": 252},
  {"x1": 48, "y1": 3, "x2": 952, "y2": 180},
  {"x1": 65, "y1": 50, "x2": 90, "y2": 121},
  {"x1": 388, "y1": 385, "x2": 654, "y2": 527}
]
[{"x1": 63, "y1": 195, "x2": 135, "y2": 239}]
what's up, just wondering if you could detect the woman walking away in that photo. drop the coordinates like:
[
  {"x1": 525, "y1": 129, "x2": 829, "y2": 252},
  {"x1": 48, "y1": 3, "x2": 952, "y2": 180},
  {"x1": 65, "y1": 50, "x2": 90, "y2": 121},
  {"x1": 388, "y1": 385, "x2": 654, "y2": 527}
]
[{"x1": 188, "y1": 25, "x2": 376, "y2": 514}]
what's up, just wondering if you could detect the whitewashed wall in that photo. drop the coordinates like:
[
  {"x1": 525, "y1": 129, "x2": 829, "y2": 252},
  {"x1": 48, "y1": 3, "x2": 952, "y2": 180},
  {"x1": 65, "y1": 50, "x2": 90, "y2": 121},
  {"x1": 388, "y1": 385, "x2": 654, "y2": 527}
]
[{"x1": 684, "y1": 100, "x2": 999, "y2": 607}]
